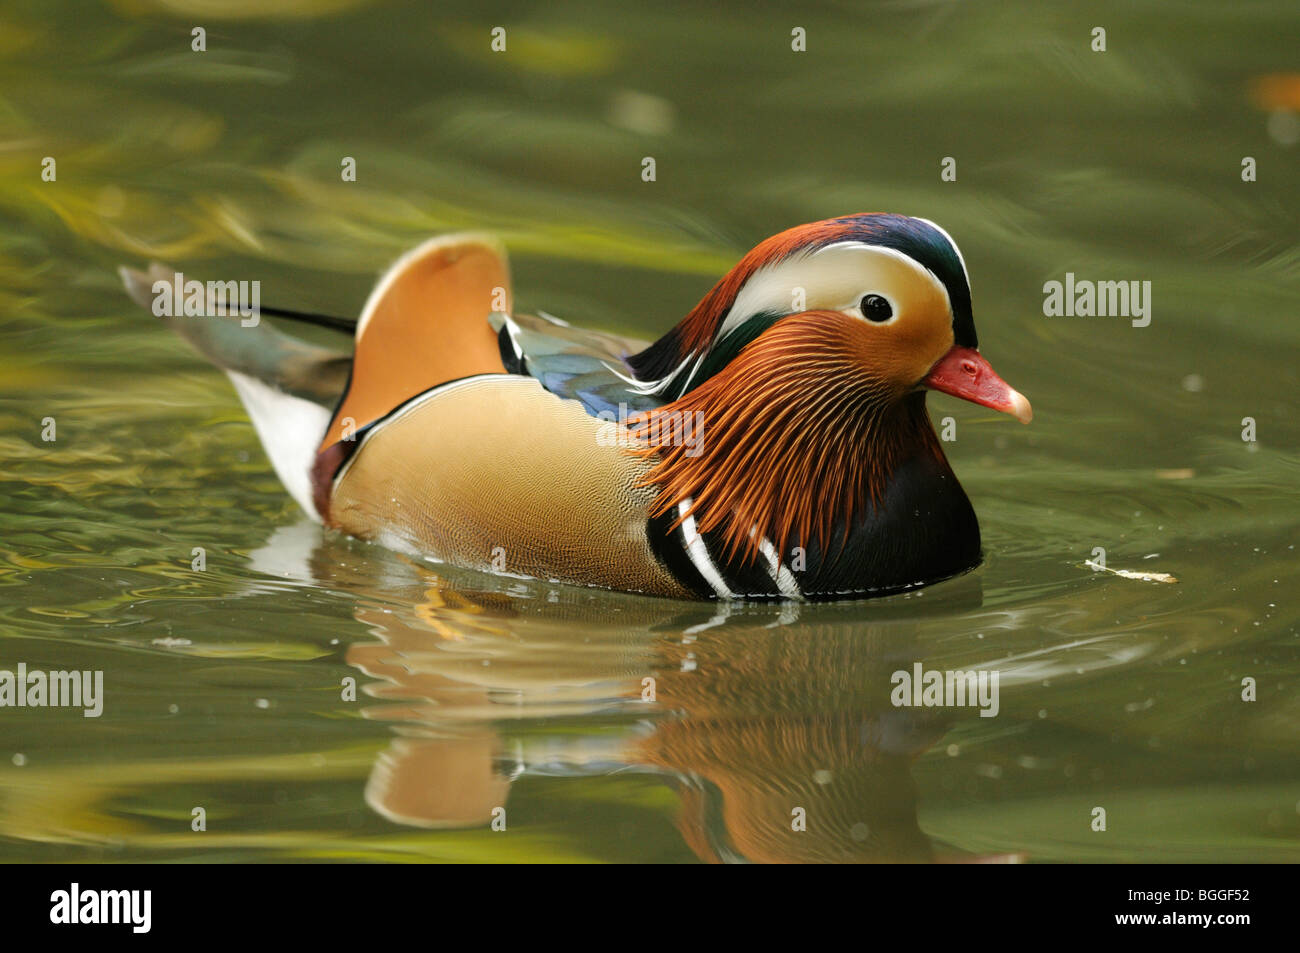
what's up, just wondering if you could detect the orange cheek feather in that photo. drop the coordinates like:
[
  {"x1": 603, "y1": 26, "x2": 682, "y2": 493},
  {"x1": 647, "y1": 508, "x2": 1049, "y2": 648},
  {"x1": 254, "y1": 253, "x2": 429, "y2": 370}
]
[{"x1": 849, "y1": 307, "x2": 955, "y2": 394}]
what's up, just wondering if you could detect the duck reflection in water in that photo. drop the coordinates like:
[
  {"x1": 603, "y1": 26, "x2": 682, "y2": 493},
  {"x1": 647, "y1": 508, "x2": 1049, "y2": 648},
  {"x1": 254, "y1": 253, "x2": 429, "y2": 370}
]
[{"x1": 252, "y1": 521, "x2": 1018, "y2": 863}]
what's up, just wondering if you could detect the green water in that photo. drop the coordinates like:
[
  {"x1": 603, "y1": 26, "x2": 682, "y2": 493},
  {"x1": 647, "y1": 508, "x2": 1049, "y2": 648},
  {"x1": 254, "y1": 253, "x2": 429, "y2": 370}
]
[{"x1": 0, "y1": 0, "x2": 1297, "y2": 862}]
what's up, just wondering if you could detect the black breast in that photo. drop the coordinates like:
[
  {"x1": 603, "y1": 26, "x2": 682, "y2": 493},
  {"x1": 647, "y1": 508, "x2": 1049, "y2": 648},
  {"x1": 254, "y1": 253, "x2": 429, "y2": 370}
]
[
  {"x1": 790, "y1": 449, "x2": 982, "y2": 600},
  {"x1": 648, "y1": 446, "x2": 982, "y2": 601}
]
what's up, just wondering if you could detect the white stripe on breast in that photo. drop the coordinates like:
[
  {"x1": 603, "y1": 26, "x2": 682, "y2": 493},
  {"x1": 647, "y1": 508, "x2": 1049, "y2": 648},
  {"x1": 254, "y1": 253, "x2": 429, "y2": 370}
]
[
  {"x1": 677, "y1": 498, "x2": 734, "y2": 599},
  {"x1": 755, "y1": 532, "x2": 803, "y2": 600}
]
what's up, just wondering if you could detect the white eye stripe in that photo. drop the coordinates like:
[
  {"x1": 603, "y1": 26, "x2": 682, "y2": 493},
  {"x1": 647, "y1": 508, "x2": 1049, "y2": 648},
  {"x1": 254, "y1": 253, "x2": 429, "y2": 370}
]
[
  {"x1": 621, "y1": 236, "x2": 960, "y2": 396},
  {"x1": 718, "y1": 242, "x2": 950, "y2": 339}
]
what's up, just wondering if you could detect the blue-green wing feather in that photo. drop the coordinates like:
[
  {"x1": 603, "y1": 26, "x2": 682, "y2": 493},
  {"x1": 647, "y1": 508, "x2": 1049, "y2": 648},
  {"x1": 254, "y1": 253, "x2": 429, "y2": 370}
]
[{"x1": 489, "y1": 311, "x2": 664, "y2": 416}]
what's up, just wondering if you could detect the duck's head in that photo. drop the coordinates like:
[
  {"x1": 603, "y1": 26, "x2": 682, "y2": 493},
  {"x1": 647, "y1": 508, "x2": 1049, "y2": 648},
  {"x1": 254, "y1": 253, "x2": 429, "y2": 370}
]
[
  {"x1": 629, "y1": 212, "x2": 1030, "y2": 422},
  {"x1": 627, "y1": 213, "x2": 1032, "y2": 568}
]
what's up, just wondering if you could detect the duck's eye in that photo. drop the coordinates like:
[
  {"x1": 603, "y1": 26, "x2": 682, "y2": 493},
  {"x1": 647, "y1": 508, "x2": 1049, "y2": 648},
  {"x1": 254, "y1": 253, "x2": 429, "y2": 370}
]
[{"x1": 860, "y1": 294, "x2": 893, "y2": 322}]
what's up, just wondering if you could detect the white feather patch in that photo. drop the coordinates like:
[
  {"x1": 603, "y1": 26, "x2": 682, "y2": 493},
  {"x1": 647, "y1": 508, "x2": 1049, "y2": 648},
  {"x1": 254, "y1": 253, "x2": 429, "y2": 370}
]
[
  {"x1": 226, "y1": 371, "x2": 331, "y2": 520},
  {"x1": 756, "y1": 533, "x2": 803, "y2": 599},
  {"x1": 678, "y1": 498, "x2": 734, "y2": 599},
  {"x1": 718, "y1": 242, "x2": 952, "y2": 341}
]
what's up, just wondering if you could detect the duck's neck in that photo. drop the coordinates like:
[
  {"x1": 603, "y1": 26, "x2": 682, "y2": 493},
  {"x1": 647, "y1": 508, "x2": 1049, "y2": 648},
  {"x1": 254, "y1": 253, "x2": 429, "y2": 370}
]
[{"x1": 631, "y1": 319, "x2": 981, "y2": 596}]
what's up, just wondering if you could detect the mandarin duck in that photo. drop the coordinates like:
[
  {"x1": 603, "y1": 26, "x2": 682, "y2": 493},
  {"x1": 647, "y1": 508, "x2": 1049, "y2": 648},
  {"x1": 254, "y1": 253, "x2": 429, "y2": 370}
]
[{"x1": 121, "y1": 213, "x2": 1031, "y2": 601}]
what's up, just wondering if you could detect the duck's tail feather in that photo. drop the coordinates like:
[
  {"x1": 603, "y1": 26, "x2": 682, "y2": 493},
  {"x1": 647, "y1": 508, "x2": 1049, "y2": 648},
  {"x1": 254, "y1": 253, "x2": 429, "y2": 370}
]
[
  {"x1": 256, "y1": 304, "x2": 358, "y2": 335},
  {"x1": 119, "y1": 262, "x2": 351, "y2": 519},
  {"x1": 118, "y1": 263, "x2": 351, "y2": 404}
]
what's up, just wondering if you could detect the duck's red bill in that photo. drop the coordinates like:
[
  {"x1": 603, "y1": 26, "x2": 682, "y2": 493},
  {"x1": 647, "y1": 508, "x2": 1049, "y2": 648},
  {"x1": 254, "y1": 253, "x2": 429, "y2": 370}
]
[{"x1": 923, "y1": 346, "x2": 1033, "y2": 424}]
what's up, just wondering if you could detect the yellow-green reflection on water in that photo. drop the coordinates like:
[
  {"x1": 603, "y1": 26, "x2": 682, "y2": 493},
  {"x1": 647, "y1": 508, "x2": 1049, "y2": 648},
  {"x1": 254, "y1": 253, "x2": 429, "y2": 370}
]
[{"x1": 0, "y1": 0, "x2": 1296, "y2": 862}]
